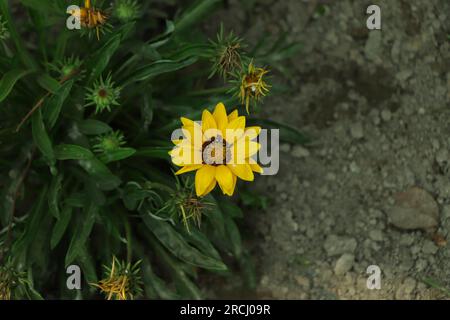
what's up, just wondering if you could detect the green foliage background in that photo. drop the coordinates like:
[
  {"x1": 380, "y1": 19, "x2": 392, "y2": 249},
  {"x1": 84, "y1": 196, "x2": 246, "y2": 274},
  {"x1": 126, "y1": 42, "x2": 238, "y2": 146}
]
[{"x1": 0, "y1": 0, "x2": 302, "y2": 299}]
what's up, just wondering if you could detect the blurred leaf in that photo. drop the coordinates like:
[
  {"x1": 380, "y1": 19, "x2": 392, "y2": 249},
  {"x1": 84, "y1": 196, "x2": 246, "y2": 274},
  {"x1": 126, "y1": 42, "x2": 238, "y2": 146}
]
[
  {"x1": 240, "y1": 188, "x2": 268, "y2": 210},
  {"x1": 217, "y1": 197, "x2": 244, "y2": 219},
  {"x1": 50, "y1": 206, "x2": 73, "y2": 249},
  {"x1": 0, "y1": 69, "x2": 32, "y2": 103},
  {"x1": 48, "y1": 174, "x2": 63, "y2": 219},
  {"x1": 141, "y1": 211, "x2": 227, "y2": 271},
  {"x1": 123, "y1": 57, "x2": 198, "y2": 86},
  {"x1": 134, "y1": 147, "x2": 171, "y2": 160},
  {"x1": 77, "y1": 119, "x2": 112, "y2": 135},
  {"x1": 174, "y1": 0, "x2": 221, "y2": 33},
  {"x1": 37, "y1": 73, "x2": 60, "y2": 94},
  {"x1": 32, "y1": 109, "x2": 55, "y2": 167},
  {"x1": 54, "y1": 144, "x2": 94, "y2": 160},
  {"x1": 99, "y1": 147, "x2": 136, "y2": 164},
  {"x1": 44, "y1": 80, "x2": 74, "y2": 129},
  {"x1": 65, "y1": 203, "x2": 97, "y2": 266},
  {"x1": 86, "y1": 34, "x2": 121, "y2": 83}
]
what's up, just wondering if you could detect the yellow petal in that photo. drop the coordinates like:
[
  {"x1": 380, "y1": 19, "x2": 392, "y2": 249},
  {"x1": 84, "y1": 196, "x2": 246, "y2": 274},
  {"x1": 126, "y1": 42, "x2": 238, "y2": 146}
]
[
  {"x1": 226, "y1": 116, "x2": 245, "y2": 132},
  {"x1": 181, "y1": 117, "x2": 194, "y2": 127},
  {"x1": 230, "y1": 175, "x2": 237, "y2": 196},
  {"x1": 227, "y1": 163, "x2": 254, "y2": 181},
  {"x1": 249, "y1": 163, "x2": 264, "y2": 174},
  {"x1": 230, "y1": 140, "x2": 261, "y2": 164},
  {"x1": 201, "y1": 109, "x2": 217, "y2": 132},
  {"x1": 227, "y1": 109, "x2": 239, "y2": 122},
  {"x1": 175, "y1": 165, "x2": 203, "y2": 175},
  {"x1": 241, "y1": 126, "x2": 261, "y2": 141},
  {"x1": 170, "y1": 145, "x2": 201, "y2": 166},
  {"x1": 224, "y1": 116, "x2": 246, "y2": 144},
  {"x1": 195, "y1": 165, "x2": 216, "y2": 197},
  {"x1": 202, "y1": 179, "x2": 217, "y2": 197},
  {"x1": 213, "y1": 103, "x2": 228, "y2": 132},
  {"x1": 215, "y1": 165, "x2": 234, "y2": 195}
]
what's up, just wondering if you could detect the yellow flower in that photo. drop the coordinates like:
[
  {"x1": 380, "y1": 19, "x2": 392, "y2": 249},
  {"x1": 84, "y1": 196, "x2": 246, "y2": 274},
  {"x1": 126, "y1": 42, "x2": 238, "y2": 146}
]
[
  {"x1": 91, "y1": 256, "x2": 142, "y2": 300},
  {"x1": 171, "y1": 103, "x2": 263, "y2": 197},
  {"x1": 239, "y1": 61, "x2": 270, "y2": 114}
]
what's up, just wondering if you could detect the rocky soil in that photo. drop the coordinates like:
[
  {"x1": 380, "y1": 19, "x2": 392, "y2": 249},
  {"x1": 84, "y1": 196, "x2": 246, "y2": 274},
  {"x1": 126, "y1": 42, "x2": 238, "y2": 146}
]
[{"x1": 207, "y1": 0, "x2": 450, "y2": 299}]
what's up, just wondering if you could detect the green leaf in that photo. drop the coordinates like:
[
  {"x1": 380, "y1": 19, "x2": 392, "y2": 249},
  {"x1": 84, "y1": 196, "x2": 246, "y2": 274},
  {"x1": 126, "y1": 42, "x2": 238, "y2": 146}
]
[
  {"x1": 77, "y1": 119, "x2": 112, "y2": 135},
  {"x1": 50, "y1": 206, "x2": 73, "y2": 249},
  {"x1": 78, "y1": 159, "x2": 122, "y2": 191},
  {"x1": 99, "y1": 147, "x2": 136, "y2": 164},
  {"x1": 48, "y1": 174, "x2": 63, "y2": 219},
  {"x1": 54, "y1": 144, "x2": 94, "y2": 160},
  {"x1": 37, "y1": 73, "x2": 61, "y2": 94},
  {"x1": 86, "y1": 34, "x2": 121, "y2": 83},
  {"x1": 240, "y1": 189, "x2": 268, "y2": 210},
  {"x1": 44, "y1": 80, "x2": 74, "y2": 128},
  {"x1": 218, "y1": 197, "x2": 244, "y2": 219},
  {"x1": 174, "y1": 0, "x2": 221, "y2": 33},
  {"x1": 78, "y1": 245, "x2": 98, "y2": 284},
  {"x1": 141, "y1": 258, "x2": 179, "y2": 299},
  {"x1": 223, "y1": 214, "x2": 242, "y2": 258},
  {"x1": 65, "y1": 203, "x2": 97, "y2": 266},
  {"x1": 123, "y1": 57, "x2": 198, "y2": 86},
  {"x1": 134, "y1": 147, "x2": 171, "y2": 160},
  {"x1": 0, "y1": 69, "x2": 32, "y2": 103},
  {"x1": 141, "y1": 212, "x2": 227, "y2": 271},
  {"x1": 32, "y1": 109, "x2": 55, "y2": 166}
]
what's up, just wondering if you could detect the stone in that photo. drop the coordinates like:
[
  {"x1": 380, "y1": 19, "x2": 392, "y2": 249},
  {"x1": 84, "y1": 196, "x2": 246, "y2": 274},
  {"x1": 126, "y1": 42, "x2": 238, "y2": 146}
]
[
  {"x1": 334, "y1": 254, "x2": 355, "y2": 275},
  {"x1": 350, "y1": 122, "x2": 364, "y2": 139},
  {"x1": 291, "y1": 145, "x2": 310, "y2": 158},
  {"x1": 324, "y1": 235, "x2": 357, "y2": 256},
  {"x1": 369, "y1": 230, "x2": 384, "y2": 242},
  {"x1": 387, "y1": 187, "x2": 439, "y2": 230},
  {"x1": 421, "y1": 240, "x2": 438, "y2": 255},
  {"x1": 381, "y1": 109, "x2": 392, "y2": 121},
  {"x1": 395, "y1": 278, "x2": 416, "y2": 300}
]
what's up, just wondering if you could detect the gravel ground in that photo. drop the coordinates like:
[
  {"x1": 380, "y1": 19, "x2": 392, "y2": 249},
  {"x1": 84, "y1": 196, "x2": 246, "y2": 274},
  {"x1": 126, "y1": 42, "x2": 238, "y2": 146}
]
[{"x1": 205, "y1": 0, "x2": 450, "y2": 299}]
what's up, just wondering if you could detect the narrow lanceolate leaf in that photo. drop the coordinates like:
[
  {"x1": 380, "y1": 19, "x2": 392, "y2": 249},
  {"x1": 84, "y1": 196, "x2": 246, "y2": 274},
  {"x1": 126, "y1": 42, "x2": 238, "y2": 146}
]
[
  {"x1": 86, "y1": 34, "x2": 121, "y2": 83},
  {"x1": 174, "y1": 0, "x2": 221, "y2": 33},
  {"x1": 54, "y1": 144, "x2": 94, "y2": 161},
  {"x1": 0, "y1": 69, "x2": 32, "y2": 103},
  {"x1": 37, "y1": 73, "x2": 61, "y2": 94},
  {"x1": 142, "y1": 212, "x2": 227, "y2": 271},
  {"x1": 44, "y1": 80, "x2": 74, "y2": 128},
  {"x1": 65, "y1": 203, "x2": 97, "y2": 266},
  {"x1": 134, "y1": 147, "x2": 171, "y2": 160},
  {"x1": 123, "y1": 57, "x2": 197, "y2": 86},
  {"x1": 31, "y1": 109, "x2": 55, "y2": 166},
  {"x1": 48, "y1": 174, "x2": 63, "y2": 219},
  {"x1": 99, "y1": 148, "x2": 136, "y2": 164},
  {"x1": 50, "y1": 206, "x2": 73, "y2": 249},
  {"x1": 77, "y1": 119, "x2": 112, "y2": 135}
]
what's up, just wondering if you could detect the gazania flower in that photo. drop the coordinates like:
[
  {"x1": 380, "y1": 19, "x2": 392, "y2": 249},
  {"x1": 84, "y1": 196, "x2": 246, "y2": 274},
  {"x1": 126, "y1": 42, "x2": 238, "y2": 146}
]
[
  {"x1": 49, "y1": 56, "x2": 83, "y2": 80},
  {"x1": 91, "y1": 256, "x2": 142, "y2": 300},
  {"x1": 209, "y1": 26, "x2": 243, "y2": 79},
  {"x1": 68, "y1": 0, "x2": 110, "y2": 40},
  {"x1": 170, "y1": 103, "x2": 263, "y2": 197},
  {"x1": 85, "y1": 74, "x2": 121, "y2": 114},
  {"x1": 113, "y1": 0, "x2": 140, "y2": 22},
  {"x1": 93, "y1": 130, "x2": 126, "y2": 153},
  {"x1": 237, "y1": 61, "x2": 270, "y2": 114}
]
